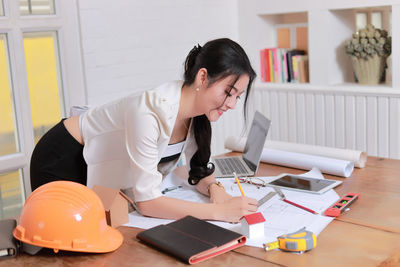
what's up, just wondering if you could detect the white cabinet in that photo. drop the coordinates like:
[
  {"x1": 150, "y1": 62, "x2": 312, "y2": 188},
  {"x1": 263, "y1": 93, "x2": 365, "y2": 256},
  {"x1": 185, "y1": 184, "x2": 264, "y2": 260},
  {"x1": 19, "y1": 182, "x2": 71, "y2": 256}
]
[
  {"x1": 239, "y1": 0, "x2": 400, "y2": 91},
  {"x1": 216, "y1": 0, "x2": 400, "y2": 159}
]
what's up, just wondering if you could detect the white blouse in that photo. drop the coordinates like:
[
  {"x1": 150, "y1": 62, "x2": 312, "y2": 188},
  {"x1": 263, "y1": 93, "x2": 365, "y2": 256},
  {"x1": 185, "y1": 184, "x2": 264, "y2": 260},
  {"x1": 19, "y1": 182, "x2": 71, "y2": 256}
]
[{"x1": 80, "y1": 81, "x2": 198, "y2": 201}]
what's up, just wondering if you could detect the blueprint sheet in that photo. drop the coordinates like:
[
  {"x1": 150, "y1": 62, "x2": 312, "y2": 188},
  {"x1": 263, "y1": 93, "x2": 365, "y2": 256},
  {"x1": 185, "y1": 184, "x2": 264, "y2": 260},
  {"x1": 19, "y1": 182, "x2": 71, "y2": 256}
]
[{"x1": 124, "y1": 168, "x2": 339, "y2": 248}]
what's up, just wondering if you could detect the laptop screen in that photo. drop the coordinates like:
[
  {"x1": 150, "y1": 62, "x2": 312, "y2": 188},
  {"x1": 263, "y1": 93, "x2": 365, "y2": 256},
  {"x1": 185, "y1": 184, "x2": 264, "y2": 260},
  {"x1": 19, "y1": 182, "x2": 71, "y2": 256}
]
[{"x1": 243, "y1": 111, "x2": 271, "y2": 172}]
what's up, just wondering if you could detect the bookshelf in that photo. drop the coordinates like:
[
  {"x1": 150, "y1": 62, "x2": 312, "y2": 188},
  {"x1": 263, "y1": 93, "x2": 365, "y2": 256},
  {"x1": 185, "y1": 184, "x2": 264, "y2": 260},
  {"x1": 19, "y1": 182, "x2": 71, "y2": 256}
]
[
  {"x1": 238, "y1": 0, "x2": 400, "y2": 92},
  {"x1": 223, "y1": 0, "x2": 400, "y2": 160},
  {"x1": 259, "y1": 12, "x2": 309, "y2": 84}
]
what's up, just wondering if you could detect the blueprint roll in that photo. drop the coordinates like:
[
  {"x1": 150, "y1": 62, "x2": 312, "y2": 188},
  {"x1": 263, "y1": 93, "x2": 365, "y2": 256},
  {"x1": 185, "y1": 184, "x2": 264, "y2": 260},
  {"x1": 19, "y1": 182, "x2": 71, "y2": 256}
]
[
  {"x1": 225, "y1": 136, "x2": 367, "y2": 168},
  {"x1": 225, "y1": 137, "x2": 356, "y2": 177},
  {"x1": 260, "y1": 148, "x2": 354, "y2": 177}
]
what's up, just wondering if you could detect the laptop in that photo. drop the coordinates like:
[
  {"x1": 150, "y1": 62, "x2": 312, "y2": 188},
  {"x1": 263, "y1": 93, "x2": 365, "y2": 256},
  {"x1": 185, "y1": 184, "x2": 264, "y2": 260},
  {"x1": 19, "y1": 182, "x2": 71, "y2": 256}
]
[{"x1": 212, "y1": 111, "x2": 271, "y2": 178}]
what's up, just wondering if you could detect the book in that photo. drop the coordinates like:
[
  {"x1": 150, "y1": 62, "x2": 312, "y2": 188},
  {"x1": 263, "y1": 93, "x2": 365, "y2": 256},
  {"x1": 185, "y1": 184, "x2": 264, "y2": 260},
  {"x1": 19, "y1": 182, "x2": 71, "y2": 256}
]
[
  {"x1": 286, "y1": 50, "x2": 305, "y2": 82},
  {"x1": 260, "y1": 49, "x2": 265, "y2": 82},
  {"x1": 298, "y1": 55, "x2": 309, "y2": 83},
  {"x1": 292, "y1": 55, "x2": 300, "y2": 83},
  {"x1": 272, "y1": 48, "x2": 280, "y2": 83},
  {"x1": 264, "y1": 49, "x2": 271, "y2": 82},
  {"x1": 280, "y1": 49, "x2": 288, "y2": 83},
  {"x1": 268, "y1": 50, "x2": 274, "y2": 82},
  {"x1": 136, "y1": 216, "x2": 246, "y2": 264}
]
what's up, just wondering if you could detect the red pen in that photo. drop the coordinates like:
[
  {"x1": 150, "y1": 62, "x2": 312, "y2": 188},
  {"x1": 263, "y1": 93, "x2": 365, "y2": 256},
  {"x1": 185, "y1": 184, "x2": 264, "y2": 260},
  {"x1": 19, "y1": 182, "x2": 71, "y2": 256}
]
[
  {"x1": 272, "y1": 186, "x2": 318, "y2": 215},
  {"x1": 283, "y1": 198, "x2": 318, "y2": 215}
]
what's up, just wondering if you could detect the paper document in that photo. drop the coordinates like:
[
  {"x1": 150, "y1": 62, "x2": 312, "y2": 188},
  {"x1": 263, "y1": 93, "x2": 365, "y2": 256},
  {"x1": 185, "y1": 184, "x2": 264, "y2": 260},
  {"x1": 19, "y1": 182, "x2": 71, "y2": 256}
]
[{"x1": 124, "y1": 168, "x2": 339, "y2": 249}]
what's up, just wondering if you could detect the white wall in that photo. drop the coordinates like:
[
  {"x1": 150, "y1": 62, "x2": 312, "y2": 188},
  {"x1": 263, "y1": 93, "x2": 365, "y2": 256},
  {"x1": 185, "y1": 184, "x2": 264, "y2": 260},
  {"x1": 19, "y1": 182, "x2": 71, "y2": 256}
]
[
  {"x1": 75, "y1": 0, "x2": 400, "y2": 159},
  {"x1": 77, "y1": 0, "x2": 239, "y2": 105}
]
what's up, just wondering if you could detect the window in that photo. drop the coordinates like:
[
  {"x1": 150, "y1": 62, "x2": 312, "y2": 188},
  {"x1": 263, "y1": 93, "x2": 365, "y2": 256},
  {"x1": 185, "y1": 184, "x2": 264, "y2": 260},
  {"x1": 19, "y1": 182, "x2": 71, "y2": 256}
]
[
  {"x1": 20, "y1": 0, "x2": 55, "y2": 15},
  {"x1": 371, "y1": 12, "x2": 382, "y2": 29},
  {"x1": 0, "y1": 34, "x2": 18, "y2": 157},
  {"x1": 356, "y1": 13, "x2": 367, "y2": 31},
  {"x1": 0, "y1": 0, "x2": 4, "y2": 16},
  {"x1": 23, "y1": 31, "x2": 65, "y2": 143},
  {"x1": 0, "y1": 170, "x2": 24, "y2": 219},
  {"x1": 274, "y1": 12, "x2": 308, "y2": 51},
  {"x1": 354, "y1": 7, "x2": 391, "y2": 32},
  {"x1": 0, "y1": 0, "x2": 86, "y2": 219}
]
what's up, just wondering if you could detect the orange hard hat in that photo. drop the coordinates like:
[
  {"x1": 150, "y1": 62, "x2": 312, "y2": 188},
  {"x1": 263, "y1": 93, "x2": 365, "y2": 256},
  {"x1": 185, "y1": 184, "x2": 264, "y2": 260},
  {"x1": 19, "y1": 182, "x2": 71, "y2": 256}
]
[{"x1": 13, "y1": 181, "x2": 123, "y2": 253}]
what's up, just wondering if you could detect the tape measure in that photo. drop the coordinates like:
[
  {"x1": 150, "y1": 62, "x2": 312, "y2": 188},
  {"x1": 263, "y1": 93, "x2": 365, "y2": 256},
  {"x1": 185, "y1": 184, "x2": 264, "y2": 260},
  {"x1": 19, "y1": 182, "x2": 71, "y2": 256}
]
[{"x1": 263, "y1": 227, "x2": 317, "y2": 252}]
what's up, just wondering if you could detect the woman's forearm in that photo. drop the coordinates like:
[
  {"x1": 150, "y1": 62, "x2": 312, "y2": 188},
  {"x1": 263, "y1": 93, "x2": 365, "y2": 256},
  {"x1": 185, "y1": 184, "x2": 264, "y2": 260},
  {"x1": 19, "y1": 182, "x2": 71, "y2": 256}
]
[
  {"x1": 136, "y1": 173, "x2": 258, "y2": 222},
  {"x1": 137, "y1": 196, "x2": 219, "y2": 221},
  {"x1": 136, "y1": 175, "x2": 220, "y2": 220},
  {"x1": 137, "y1": 194, "x2": 259, "y2": 223}
]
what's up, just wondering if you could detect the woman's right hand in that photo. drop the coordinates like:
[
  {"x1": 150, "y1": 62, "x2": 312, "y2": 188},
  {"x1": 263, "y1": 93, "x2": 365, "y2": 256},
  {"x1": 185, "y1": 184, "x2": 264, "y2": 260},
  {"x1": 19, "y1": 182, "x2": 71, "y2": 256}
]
[{"x1": 215, "y1": 196, "x2": 258, "y2": 223}]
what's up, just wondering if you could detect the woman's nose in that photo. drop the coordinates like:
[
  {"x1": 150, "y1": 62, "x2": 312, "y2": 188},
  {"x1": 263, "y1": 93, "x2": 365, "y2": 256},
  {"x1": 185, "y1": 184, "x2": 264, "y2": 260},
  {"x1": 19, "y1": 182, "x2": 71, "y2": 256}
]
[{"x1": 226, "y1": 97, "x2": 237, "y2": 109}]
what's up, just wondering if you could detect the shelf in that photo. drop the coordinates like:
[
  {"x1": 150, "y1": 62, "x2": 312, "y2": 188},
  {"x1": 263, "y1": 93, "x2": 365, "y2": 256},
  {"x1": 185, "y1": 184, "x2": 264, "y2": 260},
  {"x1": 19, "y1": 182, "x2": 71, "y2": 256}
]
[
  {"x1": 258, "y1": 12, "x2": 309, "y2": 84},
  {"x1": 239, "y1": 1, "x2": 398, "y2": 90},
  {"x1": 252, "y1": 1, "x2": 396, "y2": 16},
  {"x1": 254, "y1": 81, "x2": 400, "y2": 96},
  {"x1": 324, "y1": 6, "x2": 392, "y2": 85},
  {"x1": 237, "y1": 0, "x2": 400, "y2": 161}
]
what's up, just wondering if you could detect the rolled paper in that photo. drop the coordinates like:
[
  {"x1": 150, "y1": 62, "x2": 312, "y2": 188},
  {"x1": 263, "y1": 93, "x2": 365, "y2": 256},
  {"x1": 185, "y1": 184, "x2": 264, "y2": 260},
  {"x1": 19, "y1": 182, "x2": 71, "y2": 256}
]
[
  {"x1": 260, "y1": 148, "x2": 354, "y2": 177},
  {"x1": 224, "y1": 137, "x2": 363, "y2": 177},
  {"x1": 225, "y1": 136, "x2": 367, "y2": 168}
]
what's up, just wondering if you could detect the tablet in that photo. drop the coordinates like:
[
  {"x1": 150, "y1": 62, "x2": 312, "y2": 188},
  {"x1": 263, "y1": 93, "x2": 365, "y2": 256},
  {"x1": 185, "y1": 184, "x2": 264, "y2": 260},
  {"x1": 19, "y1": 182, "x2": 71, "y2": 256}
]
[{"x1": 267, "y1": 174, "x2": 342, "y2": 194}]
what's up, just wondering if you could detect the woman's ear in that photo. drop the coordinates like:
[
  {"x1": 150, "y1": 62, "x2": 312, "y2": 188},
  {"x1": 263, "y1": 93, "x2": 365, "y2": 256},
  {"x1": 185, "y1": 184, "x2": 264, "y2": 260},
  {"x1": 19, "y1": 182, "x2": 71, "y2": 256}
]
[{"x1": 195, "y1": 68, "x2": 208, "y2": 88}]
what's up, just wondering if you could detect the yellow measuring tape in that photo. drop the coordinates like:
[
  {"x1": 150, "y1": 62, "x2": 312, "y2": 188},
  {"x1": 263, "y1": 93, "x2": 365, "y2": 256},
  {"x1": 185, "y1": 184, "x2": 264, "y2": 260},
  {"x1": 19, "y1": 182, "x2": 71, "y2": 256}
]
[{"x1": 263, "y1": 227, "x2": 317, "y2": 252}]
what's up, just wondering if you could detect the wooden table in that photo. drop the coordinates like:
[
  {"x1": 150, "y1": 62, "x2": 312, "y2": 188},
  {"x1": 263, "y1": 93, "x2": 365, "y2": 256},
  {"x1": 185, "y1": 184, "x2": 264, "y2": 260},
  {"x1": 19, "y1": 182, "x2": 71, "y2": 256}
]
[
  {"x1": 2, "y1": 156, "x2": 400, "y2": 266},
  {"x1": 234, "y1": 156, "x2": 400, "y2": 267}
]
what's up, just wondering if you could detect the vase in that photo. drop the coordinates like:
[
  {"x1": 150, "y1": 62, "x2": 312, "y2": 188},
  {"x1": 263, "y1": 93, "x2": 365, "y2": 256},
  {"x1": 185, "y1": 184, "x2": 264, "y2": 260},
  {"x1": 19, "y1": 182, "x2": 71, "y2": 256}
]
[{"x1": 351, "y1": 54, "x2": 387, "y2": 85}]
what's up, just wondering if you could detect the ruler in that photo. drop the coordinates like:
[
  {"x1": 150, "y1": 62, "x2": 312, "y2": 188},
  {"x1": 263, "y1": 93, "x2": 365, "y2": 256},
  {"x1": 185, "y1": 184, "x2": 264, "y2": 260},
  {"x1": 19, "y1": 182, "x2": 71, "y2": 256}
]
[{"x1": 258, "y1": 191, "x2": 277, "y2": 207}]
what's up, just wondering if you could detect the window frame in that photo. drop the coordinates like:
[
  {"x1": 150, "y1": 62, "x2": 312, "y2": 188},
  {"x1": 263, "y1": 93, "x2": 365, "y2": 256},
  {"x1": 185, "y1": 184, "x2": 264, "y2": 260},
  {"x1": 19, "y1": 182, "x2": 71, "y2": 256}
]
[
  {"x1": 275, "y1": 22, "x2": 308, "y2": 50},
  {"x1": 354, "y1": 6, "x2": 391, "y2": 32},
  {"x1": 0, "y1": 0, "x2": 4, "y2": 16},
  {"x1": 20, "y1": 0, "x2": 56, "y2": 16},
  {"x1": 0, "y1": 0, "x2": 86, "y2": 198}
]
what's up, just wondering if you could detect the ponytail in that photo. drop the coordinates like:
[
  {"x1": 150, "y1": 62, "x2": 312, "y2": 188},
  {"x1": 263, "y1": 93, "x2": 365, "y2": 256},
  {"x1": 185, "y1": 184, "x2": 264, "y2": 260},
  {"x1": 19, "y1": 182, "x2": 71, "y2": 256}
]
[
  {"x1": 184, "y1": 44, "x2": 202, "y2": 84},
  {"x1": 188, "y1": 115, "x2": 215, "y2": 185}
]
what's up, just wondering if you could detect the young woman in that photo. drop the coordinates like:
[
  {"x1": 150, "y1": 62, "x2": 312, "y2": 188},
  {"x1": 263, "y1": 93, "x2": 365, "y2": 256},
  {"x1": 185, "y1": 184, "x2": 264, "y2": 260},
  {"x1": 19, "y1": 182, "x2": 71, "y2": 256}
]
[{"x1": 30, "y1": 38, "x2": 258, "y2": 223}]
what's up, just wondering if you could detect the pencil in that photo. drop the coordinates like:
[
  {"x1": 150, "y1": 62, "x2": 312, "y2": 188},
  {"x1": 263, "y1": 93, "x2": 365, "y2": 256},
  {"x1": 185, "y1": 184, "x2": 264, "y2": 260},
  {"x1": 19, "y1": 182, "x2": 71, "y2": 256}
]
[
  {"x1": 234, "y1": 172, "x2": 246, "y2": 197},
  {"x1": 283, "y1": 198, "x2": 318, "y2": 215}
]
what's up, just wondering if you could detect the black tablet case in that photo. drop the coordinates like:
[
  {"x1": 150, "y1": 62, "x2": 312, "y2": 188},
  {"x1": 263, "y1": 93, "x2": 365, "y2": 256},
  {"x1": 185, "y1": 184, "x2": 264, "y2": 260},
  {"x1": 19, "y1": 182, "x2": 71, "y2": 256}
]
[{"x1": 136, "y1": 216, "x2": 246, "y2": 264}]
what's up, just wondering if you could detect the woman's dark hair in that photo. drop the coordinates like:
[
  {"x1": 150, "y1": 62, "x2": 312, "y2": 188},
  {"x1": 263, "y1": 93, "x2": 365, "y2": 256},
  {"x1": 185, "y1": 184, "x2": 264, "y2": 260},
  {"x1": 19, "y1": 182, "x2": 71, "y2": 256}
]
[{"x1": 183, "y1": 38, "x2": 256, "y2": 185}]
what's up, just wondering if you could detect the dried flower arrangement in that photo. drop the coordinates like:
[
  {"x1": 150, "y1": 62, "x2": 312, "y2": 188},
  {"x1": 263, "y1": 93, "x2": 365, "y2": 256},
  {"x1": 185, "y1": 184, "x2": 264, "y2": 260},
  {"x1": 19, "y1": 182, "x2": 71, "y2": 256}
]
[{"x1": 344, "y1": 24, "x2": 391, "y2": 84}]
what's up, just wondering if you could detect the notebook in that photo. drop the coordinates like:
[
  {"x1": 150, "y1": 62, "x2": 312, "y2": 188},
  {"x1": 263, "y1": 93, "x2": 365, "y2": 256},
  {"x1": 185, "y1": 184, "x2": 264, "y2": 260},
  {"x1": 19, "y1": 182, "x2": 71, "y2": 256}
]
[
  {"x1": 136, "y1": 216, "x2": 246, "y2": 264},
  {"x1": 212, "y1": 111, "x2": 271, "y2": 178},
  {"x1": 0, "y1": 219, "x2": 18, "y2": 259}
]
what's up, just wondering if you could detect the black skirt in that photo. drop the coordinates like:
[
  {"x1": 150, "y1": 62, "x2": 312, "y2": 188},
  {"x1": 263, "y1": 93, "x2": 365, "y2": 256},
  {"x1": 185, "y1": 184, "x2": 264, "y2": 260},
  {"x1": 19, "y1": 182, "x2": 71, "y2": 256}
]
[{"x1": 30, "y1": 119, "x2": 87, "y2": 191}]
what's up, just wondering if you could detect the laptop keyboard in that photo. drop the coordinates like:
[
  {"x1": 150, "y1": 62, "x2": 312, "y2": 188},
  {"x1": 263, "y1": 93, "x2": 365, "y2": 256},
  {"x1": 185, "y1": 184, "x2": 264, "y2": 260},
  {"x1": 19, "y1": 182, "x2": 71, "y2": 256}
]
[{"x1": 215, "y1": 157, "x2": 248, "y2": 175}]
